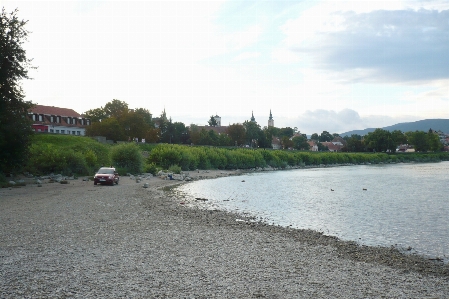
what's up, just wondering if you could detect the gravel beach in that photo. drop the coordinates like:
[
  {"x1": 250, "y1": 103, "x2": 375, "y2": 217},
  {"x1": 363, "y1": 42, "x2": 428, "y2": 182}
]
[{"x1": 1, "y1": 171, "x2": 448, "y2": 298}]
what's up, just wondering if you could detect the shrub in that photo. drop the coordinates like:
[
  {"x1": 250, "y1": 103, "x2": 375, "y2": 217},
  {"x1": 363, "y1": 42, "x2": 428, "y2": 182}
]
[
  {"x1": 111, "y1": 143, "x2": 143, "y2": 174},
  {"x1": 168, "y1": 164, "x2": 182, "y2": 174},
  {"x1": 144, "y1": 162, "x2": 159, "y2": 175}
]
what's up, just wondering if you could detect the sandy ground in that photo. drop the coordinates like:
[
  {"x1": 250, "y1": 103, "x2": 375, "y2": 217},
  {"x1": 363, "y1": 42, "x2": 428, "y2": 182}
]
[{"x1": 1, "y1": 170, "x2": 448, "y2": 298}]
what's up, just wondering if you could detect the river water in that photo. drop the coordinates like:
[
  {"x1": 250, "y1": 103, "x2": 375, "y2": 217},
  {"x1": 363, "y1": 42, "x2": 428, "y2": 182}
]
[{"x1": 176, "y1": 162, "x2": 449, "y2": 262}]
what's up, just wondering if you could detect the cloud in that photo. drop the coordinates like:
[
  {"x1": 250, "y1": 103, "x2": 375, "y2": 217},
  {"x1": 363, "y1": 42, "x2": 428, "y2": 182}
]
[{"x1": 295, "y1": 9, "x2": 449, "y2": 83}]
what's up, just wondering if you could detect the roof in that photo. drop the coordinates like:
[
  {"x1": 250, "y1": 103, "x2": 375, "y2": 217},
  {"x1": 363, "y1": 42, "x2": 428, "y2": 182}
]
[
  {"x1": 321, "y1": 142, "x2": 343, "y2": 151},
  {"x1": 30, "y1": 105, "x2": 82, "y2": 117},
  {"x1": 196, "y1": 126, "x2": 228, "y2": 134}
]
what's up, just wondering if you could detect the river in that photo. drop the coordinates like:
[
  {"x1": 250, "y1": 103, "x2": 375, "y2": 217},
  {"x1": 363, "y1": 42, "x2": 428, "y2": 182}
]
[{"x1": 176, "y1": 162, "x2": 449, "y2": 262}]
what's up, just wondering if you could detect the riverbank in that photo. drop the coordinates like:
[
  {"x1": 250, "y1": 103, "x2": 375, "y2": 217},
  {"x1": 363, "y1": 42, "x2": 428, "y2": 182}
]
[{"x1": 1, "y1": 172, "x2": 448, "y2": 298}]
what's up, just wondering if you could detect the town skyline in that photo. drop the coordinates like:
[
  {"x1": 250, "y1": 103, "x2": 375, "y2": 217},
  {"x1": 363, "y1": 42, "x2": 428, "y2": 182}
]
[{"x1": 3, "y1": 0, "x2": 449, "y2": 134}]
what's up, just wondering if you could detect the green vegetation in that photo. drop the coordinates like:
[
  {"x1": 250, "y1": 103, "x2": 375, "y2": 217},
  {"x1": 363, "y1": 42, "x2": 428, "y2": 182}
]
[
  {"x1": 146, "y1": 144, "x2": 449, "y2": 171},
  {"x1": 0, "y1": 8, "x2": 35, "y2": 173},
  {"x1": 110, "y1": 143, "x2": 143, "y2": 174},
  {"x1": 1, "y1": 134, "x2": 447, "y2": 184}
]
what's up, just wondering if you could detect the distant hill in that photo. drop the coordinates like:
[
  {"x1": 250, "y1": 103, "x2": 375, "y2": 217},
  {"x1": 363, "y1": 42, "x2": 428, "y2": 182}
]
[{"x1": 340, "y1": 119, "x2": 449, "y2": 137}]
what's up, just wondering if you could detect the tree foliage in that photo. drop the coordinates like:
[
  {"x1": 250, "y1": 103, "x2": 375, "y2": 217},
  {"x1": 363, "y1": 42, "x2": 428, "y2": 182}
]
[
  {"x1": 364, "y1": 129, "x2": 396, "y2": 152},
  {"x1": 0, "y1": 8, "x2": 35, "y2": 173},
  {"x1": 208, "y1": 115, "x2": 218, "y2": 127},
  {"x1": 226, "y1": 123, "x2": 246, "y2": 146}
]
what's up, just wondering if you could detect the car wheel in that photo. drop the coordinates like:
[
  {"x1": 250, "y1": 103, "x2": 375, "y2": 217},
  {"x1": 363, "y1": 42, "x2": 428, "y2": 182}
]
[
  {"x1": 115, "y1": 180, "x2": 119, "y2": 185},
  {"x1": 94, "y1": 182, "x2": 97, "y2": 185}
]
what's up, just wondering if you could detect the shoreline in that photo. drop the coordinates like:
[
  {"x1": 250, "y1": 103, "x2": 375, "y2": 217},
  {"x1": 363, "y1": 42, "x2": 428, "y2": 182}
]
[{"x1": 1, "y1": 171, "x2": 449, "y2": 297}]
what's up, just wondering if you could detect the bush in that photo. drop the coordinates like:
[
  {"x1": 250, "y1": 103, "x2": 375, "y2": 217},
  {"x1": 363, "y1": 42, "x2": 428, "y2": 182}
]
[
  {"x1": 110, "y1": 143, "x2": 143, "y2": 174},
  {"x1": 168, "y1": 164, "x2": 182, "y2": 174},
  {"x1": 144, "y1": 162, "x2": 159, "y2": 175}
]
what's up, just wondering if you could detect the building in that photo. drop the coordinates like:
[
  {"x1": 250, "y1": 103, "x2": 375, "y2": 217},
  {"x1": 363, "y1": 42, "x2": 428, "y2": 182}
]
[
  {"x1": 268, "y1": 110, "x2": 274, "y2": 127},
  {"x1": 250, "y1": 111, "x2": 256, "y2": 122},
  {"x1": 28, "y1": 105, "x2": 90, "y2": 136}
]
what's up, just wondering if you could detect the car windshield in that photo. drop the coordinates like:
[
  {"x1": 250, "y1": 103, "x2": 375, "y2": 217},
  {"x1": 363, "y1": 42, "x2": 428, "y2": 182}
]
[{"x1": 97, "y1": 168, "x2": 115, "y2": 174}]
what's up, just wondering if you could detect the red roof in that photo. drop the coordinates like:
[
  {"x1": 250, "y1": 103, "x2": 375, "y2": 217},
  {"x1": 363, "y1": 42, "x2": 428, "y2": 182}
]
[{"x1": 29, "y1": 105, "x2": 81, "y2": 117}]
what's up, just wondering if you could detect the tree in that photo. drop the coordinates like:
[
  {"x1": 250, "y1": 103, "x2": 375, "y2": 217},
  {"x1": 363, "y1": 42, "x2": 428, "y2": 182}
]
[
  {"x1": 342, "y1": 135, "x2": 364, "y2": 152},
  {"x1": 134, "y1": 108, "x2": 154, "y2": 127},
  {"x1": 391, "y1": 130, "x2": 407, "y2": 146},
  {"x1": 278, "y1": 127, "x2": 294, "y2": 139},
  {"x1": 364, "y1": 129, "x2": 395, "y2": 152},
  {"x1": 311, "y1": 133, "x2": 319, "y2": 141},
  {"x1": 84, "y1": 107, "x2": 108, "y2": 123},
  {"x1": 189, "y1": 124, "x2": 201, "y2": 145},
  {"x1": 281, "y1": 136, "x2": 294, "y2": 149},
  {"x1": 292, "y1": 135, "x2": 309, "y2": 150},
  {"x1": 121, "y1": 111, "x2": 149, "y2": 142},
  {"x1": 208, "y1": 115, "x2": 218, "y2": 127},
  {"x1": 0, "y1": 8, "x2": 35, "y2": 173},
  {"x1": 226, "y1": 123, "x2": 246, "y2": 146},
  {"x1": 319, "y1": 131, "x2": 333, "y2": 142},
  {"x1": 85, "y1": 117, "x2": 126, "y2": 142},
  {"x1": 243, "y1": 120, "x2": 262, "y2": 147},
  {"x1": 104, "y1": 99, "x2": 128, "y2": 120}
]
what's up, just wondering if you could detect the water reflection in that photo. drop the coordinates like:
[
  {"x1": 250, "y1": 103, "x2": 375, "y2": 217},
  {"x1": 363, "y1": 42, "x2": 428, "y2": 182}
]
[{"x1": 177, "y1": 162, "x2": 449, "y2": 262}]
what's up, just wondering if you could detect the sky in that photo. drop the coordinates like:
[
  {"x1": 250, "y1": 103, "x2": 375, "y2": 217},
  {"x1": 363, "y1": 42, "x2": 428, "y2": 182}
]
[{"x1": 3, "y1": 0, "x2": 449, "y2": 134}]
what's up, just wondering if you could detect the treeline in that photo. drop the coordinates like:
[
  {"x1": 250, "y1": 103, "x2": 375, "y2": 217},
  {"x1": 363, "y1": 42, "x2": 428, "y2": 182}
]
[
  {"x1": 146, "y1": 144, "x2": 449, "y2": 172},
  {"x1": 84, "y1": 99, "x2": 308, "y2": 149},
  {"x1": 342, "y1": 128, "x2": 443, "y2": 152},
  {"x1": 14, "y1": 135, "x2": 449, "y2": 180}
]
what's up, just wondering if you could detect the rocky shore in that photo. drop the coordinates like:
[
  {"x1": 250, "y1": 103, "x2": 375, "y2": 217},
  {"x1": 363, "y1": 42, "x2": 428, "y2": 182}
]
[{"x1": 1, "y1": 171, "x2": 448, "y2": 298}]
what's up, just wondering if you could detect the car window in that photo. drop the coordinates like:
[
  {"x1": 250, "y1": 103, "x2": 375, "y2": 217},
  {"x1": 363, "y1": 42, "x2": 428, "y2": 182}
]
[{"x1": 98, "y1": 168, "x2": 114, "y2": 174}]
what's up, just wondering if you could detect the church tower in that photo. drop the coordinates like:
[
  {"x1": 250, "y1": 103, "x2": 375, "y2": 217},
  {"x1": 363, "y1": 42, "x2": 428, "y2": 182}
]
[
  {"x1": 268, "y1": 109, "x2": 274, "y2": 127},
  {"x1": 250, "y1": 111, "x2": 256, "y2": 122}
]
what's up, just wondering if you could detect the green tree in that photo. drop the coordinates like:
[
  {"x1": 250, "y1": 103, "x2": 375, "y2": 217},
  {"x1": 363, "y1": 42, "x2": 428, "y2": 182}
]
[
  {"x1": 104, "y1": 99, "x2": 129, "y2": 120},
  {"x1": 427, "y1": 132, "x2": 442, "y2": 151},
  {"x1": 364, "y1": 129, "x2": 395, "y2": 152},
  {"x1": 292, "y1": 135, "x2": 309, "y2": 150},
  {"x1": 121, "y1": 111, "x2": 149, "y2": 142},
  {"x1": 208, "y1": 115, "x2": 218, "y2": 127},
  {"x1": 85, "y1": 117, "x2": 126, "y2": 142},
  {"x1": 0, "y1": 8, "x2": 35, "y2": 173},
  {"x1": 391, "y1": 130, "x2": 407, "y2": 146},
  {"x1": 342, "y1": 135, "x2": 364, "y2": 152},
  {"x1": 243, "y1": 120, "x2": 262, "y2": 147},
  {"x1": 278, "y1": 127, "x2": 294, "y2": 139},
  {"x1": 311, "y1": 133, "x2": 319, "y2": 141},
  {"x1": 84, "y1": 107, "x2": 108, "y2": 123},
  {"x1": 226, "y1": 123, "x2": 246, "y2": 146},
  {"x1": 134, "y1": 108, "x2": 154, "y2": 127},
  {"x1": 319, "y1": 131, "x2": 333, "y2": 142},
  {"x1": 317, "y1": 142, "x2": 329, "y2": 151},
  {"x1": 281, "y1": 136, "x2": 294, "y2": 149},
  {"x1": 189, "y1": 124, "x2": 201, "y2": 145}
]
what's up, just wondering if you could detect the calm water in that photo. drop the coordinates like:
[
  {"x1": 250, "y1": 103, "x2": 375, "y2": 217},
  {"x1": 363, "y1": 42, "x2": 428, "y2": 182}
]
[{"x1": 176, "y1": 162, "x2": 449, "y2": 262}]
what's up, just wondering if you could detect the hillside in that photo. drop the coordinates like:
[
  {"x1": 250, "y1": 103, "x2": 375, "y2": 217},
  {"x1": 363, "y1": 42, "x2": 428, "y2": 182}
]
[{"x1": 340, "y1": 119, "x2": 449, "y2": 137}]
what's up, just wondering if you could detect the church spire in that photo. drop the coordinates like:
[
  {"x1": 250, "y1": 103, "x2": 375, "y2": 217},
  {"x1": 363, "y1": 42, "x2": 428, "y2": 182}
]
[
  {"x1": 268, "y1": 109, "x2": 274, "y2": 127},
  {"x1": 250, "y1": 111, "x2": 256, "y2": 122}
]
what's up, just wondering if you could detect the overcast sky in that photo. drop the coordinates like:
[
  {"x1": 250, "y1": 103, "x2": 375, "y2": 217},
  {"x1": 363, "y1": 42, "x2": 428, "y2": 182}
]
[{"x1": 3, "y1": 0, "x2": 449, "y2": 134}]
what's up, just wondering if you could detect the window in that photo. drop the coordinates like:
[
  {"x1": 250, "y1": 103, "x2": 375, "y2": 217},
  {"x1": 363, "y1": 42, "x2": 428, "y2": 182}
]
[
  {"x1": 57, "y1": 116, "x2": 60, "y2": 123},
  {"x1": 38, "y1": 115, "x2": 43, "y2": 121},
  {"x1": 32, "y1": 114, "x2": 36, "y2": 121},
  {"x1": 56, "y1": 130, "x2": 60, "y2": 133},
  {"x1": 87, "y1": 120, "x2": 90, "y2": 125},
  {"x1": 80, "y1": 119, "x2": 84, "y2": 125},
  {"x1": 77, "y1": 131, "x2": 81, "y2": 135},
  {"x1": 72, "y1": 131, "x2": 76, "y2": 135},
  {"x1": 61, "y1": 130, "x2": 65, "y2": 134},
  {"x1": 37, "y1": 129, "x2": 41, "y2": 132},
  {"x1": 50, "y1": 116, "x2": 54, "y2": 122},
  {"x1": 50, "y1": 129, "x2": 54, "y2": 133}
]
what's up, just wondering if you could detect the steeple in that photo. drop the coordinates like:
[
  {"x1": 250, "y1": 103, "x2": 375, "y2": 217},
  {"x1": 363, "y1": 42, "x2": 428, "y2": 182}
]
[
  {"x1": 250, "y1": 111, "x2": 256, "y2": 122},
  {"x1": 268, "y1": 109, "x2": 274, "y2": 127}
]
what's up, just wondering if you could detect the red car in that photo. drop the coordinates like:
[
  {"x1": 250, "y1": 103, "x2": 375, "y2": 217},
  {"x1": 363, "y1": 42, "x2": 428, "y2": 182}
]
[{"x1": 94, "y1": 167, "x2": 119, "y2": 185}]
